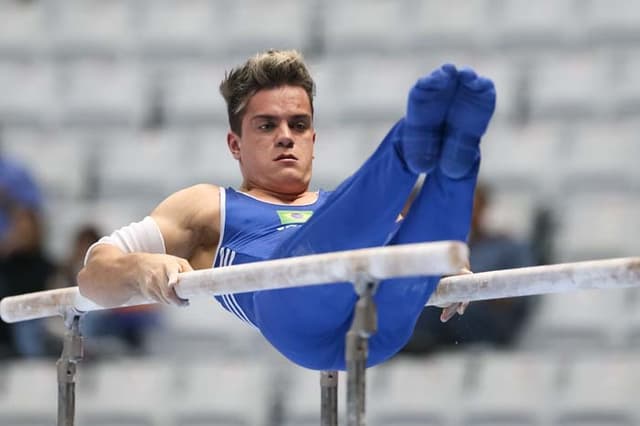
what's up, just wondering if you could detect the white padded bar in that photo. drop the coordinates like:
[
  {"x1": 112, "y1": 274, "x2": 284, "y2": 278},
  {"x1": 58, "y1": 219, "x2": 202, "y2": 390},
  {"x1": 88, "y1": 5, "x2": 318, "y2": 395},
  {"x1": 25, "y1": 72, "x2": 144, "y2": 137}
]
[
  {"x1": 1, "y1": 241, "x2": 468, "y2": 323},
  {"x1": 427, "y1": 257, "x2": 640, "y2": 306}
]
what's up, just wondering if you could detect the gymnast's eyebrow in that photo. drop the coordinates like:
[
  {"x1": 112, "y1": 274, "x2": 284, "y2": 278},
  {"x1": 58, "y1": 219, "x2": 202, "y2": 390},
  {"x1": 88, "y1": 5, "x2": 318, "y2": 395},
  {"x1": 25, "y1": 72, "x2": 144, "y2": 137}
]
[
  {"x1": 250, "y1": 114, "x2": 312, "y2": 122},
  {"x1": 249, "y1": 115, "x2": 313, "y2": 130}
]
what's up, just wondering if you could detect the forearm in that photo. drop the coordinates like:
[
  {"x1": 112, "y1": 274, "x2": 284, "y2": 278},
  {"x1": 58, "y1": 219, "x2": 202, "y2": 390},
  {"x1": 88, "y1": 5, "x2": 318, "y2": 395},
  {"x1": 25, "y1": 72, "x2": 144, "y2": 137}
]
[{"x1": 76, "y1": 214, "x2": 191, "y2": 307}]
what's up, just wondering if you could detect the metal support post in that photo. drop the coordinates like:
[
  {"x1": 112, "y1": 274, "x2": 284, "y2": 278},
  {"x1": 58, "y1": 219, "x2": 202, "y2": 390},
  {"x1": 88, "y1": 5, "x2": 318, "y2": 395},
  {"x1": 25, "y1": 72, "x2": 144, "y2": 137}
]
[
  {"x1": 57, "y1": 312, "x2": 84, "y2": 426},
  {"x1": 346, "y1": 278, "x2": 379, "y2": 426},
  {"x1": 320, "y1": 370, "x2": 339, "y2": 426}
]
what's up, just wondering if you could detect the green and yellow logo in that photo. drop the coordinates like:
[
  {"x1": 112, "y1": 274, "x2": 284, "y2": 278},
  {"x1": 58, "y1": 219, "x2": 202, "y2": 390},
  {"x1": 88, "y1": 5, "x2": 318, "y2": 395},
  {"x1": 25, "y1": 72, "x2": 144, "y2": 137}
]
[{"x1": 277, "y1": 210, "x2": 313, "y2": 225}]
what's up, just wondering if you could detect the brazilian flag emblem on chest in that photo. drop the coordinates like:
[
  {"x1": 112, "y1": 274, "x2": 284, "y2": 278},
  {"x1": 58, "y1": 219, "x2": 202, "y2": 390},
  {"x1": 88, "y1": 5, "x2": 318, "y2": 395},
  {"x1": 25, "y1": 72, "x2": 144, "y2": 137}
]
[{"x1": 276, "y1": 210, "x2": 314, "y2": 225}]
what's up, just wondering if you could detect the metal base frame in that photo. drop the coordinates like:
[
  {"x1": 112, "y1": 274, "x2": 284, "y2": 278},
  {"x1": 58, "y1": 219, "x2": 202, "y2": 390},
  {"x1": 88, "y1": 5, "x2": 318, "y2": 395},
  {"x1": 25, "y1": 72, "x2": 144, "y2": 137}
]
[
  {"x1": 57, "y1": 311, "x2": 84, "y2": 426},
  {"x1": 321, "y1": 276, "x2": 379, "y2": 426}
]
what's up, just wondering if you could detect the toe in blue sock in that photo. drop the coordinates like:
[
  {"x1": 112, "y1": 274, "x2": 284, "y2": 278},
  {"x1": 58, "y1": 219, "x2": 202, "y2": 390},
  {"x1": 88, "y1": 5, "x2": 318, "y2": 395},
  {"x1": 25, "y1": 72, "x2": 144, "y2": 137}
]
[
  {"x1": 401, "y1": 63, "x2": 457, "y2": 174},
  {"x1": 441, "y1": 68, "x2": 496, "y2": 179}
]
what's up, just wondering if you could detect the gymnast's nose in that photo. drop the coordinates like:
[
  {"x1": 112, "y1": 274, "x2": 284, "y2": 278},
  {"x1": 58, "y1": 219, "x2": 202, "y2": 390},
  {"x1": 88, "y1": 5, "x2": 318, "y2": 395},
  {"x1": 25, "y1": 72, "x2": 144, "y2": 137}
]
[{"x1": 276, "y1": 122, "x2": 294, "y2": 147}]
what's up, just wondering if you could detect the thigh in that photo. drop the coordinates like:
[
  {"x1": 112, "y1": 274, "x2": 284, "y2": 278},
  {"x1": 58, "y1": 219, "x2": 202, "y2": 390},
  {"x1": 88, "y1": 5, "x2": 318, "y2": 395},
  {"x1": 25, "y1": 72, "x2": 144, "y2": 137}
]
[
  {"x1": 367, "y1": 166, "x2": 479, "y2": 360},
  {"x1": 389, "y1": 165, "x2": 479, "y2": 246}
]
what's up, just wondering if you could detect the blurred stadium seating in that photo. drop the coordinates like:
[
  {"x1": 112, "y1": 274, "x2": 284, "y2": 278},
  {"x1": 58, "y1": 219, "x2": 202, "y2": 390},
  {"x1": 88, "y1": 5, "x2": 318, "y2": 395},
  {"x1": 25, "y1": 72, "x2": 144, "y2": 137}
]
[{"x1": 1, "y1": 0, "x2": 640, "y2": 424}]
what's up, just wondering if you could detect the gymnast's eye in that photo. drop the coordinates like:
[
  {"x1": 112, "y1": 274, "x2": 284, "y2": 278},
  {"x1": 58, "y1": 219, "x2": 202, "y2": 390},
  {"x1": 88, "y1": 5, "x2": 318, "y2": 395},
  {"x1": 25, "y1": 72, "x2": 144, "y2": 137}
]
[
  {"x1": 290, "y1": 117, "x2": 311, "y2": 132},
  {"x1": 258, "y1": 121, "x2": 275, "y2": 131},
  {"x1": 291, "y1": 121, "x2": 309, "y2": 131}
]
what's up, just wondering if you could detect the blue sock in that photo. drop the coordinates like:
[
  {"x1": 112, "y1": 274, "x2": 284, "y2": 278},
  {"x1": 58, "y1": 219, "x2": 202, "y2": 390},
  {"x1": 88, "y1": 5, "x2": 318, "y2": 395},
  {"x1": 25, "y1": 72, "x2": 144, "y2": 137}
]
[
  {"x1": 400, "y1": 64, "x2": 457, "y2": 174},
  {"x1": 441, "y1": 68, "x2": 496, "y2": 179}
]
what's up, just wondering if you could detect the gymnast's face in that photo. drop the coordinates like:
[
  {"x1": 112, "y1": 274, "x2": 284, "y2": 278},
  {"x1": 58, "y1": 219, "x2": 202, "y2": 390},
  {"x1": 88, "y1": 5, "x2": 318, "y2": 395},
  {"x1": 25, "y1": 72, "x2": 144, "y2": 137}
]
[{"x1": 227, "y1": 85, "x2": 316, "y2": 196}]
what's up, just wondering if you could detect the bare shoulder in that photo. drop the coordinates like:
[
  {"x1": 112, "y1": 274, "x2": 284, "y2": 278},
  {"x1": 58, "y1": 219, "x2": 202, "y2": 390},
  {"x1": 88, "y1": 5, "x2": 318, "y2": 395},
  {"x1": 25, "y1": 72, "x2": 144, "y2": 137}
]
[{"x1": 151, "y1": 184, "x2": 221, "y2": 257}]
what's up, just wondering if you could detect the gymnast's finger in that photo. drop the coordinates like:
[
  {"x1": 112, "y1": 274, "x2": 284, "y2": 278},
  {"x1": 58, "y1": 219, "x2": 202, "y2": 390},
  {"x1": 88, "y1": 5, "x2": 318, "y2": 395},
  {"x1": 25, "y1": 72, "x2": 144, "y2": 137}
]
[
  {"x1": 166, "y1": 263, "x2": 189, "y2": 307},
  {"x1": 457, "y1": 301, "x2": 469, "y2": 315},
  {"x1": 440, "y1": 303, "x2": 459, "y2": 323}
]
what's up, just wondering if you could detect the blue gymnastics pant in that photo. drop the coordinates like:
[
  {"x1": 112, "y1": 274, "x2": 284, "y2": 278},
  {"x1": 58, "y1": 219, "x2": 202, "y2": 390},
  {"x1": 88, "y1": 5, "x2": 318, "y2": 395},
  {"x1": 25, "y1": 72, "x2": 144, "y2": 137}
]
[{"x1": 254, "y1": 120, "x2": 478, "y2": 370}]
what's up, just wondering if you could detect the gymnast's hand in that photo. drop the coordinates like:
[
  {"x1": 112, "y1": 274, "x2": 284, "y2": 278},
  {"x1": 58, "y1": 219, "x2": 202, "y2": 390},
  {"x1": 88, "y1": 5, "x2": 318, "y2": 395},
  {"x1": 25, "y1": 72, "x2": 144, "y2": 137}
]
[
  {"x1": 438, "y1": 267, "x2": 472, "y2": 322},
  {"x1": 130, "y1": 253, "x2": 193, "y2": 307},
  {"x1": 78, "y1": 243, "x2": 193, "y2": 308}
]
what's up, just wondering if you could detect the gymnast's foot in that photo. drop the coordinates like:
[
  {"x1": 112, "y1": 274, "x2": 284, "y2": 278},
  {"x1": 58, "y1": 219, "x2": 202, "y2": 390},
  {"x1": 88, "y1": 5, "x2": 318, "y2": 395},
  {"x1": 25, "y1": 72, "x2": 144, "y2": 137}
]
[
  {"x1": 400, "y1": 63, "x2": 457, "y2": 174},
  {"x1": 440, "y1": 67, "x2": 496, "y2": 179}
]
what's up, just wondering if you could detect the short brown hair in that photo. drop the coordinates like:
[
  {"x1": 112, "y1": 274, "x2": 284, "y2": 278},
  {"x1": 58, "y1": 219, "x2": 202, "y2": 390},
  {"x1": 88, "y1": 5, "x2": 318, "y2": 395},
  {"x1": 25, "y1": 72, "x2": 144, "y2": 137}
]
[{"x1": 219, "y1": 49, "x2": 315, "y2": 135}]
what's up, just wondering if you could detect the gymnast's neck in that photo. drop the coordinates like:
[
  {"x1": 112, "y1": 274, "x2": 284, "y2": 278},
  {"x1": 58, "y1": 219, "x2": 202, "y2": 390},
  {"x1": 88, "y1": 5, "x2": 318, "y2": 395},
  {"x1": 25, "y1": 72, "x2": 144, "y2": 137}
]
[{"x1": 238, "y1": 184, "x2": 318, "y2": 206}]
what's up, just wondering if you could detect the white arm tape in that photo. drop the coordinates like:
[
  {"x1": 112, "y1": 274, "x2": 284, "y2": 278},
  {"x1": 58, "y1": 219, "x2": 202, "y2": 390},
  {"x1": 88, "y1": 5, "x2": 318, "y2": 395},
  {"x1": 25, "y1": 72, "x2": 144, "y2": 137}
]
[{"x1": 83, "y1": 216, "x2": 167, "y2": 266}]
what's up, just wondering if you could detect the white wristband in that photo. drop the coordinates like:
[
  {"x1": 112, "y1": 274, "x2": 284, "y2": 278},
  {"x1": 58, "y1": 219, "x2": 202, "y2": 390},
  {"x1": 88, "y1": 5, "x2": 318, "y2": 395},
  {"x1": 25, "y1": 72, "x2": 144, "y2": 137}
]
[{"x1": 83, "y1": 216, "x2": 167, "y2": 265}]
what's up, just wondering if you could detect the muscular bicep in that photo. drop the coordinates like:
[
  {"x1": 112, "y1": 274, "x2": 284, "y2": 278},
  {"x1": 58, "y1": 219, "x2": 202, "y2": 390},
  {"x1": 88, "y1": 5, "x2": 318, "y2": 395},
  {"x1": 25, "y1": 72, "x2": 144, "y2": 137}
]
[{"x1": 150, "y1": 184, "x2": 221, "y2": 260}]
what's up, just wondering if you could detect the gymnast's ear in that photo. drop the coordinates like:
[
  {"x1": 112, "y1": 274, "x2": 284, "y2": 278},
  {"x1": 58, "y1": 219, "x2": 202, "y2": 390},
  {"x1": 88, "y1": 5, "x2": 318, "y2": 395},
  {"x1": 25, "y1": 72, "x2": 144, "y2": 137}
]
[{"x1": 227, "y1": 131, "x2": 241, "y2": 160}]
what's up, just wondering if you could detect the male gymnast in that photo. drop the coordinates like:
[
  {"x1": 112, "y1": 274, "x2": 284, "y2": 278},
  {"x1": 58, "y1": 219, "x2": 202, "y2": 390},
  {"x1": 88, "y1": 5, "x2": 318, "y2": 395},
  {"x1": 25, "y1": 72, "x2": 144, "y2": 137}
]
[{"x1": 78, "y1": 50, "x2": 496, "y2": 370}]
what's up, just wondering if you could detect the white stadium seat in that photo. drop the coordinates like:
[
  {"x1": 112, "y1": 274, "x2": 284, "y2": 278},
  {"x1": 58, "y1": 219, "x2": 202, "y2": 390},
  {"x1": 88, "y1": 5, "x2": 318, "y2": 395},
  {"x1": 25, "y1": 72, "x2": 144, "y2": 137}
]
[
  {"x1": 561, "y1": 122, "x2": 640, "y2": 184},
  {"x1": 137, "y1": 0, "x2": 221, "y2": 57},
  {"x1": 520, "y1": 288, "x2": 629, "y2": 351},
  {"x1": 169, "y1": 358, "x2": 271, "y2": 426},
  {"x1": 163, "y1": 126, "x2": 242, "y2": 188},
  {"x1": 555, "y1": 190, "x2": 640, "y2": 262},
  {"x1": 163, "y1": 60, "x2": 228, "y2": 126},
  {"x1": 0, "y1": 0, "x2": 48, "y2": 56},
  {"x1": 44, "y1": 197, "x2": 158, "y2": 262},
  {"x1": 487, "y1": 0, "x2": 585, "y2": 48},
  {"x1": 553, "y1": 355, "x2": 640, "y2": 426},
  {"x1": 481, "y1": 123, "x2": 562, "y2": 190},
  {"x1": 324, "y1": 0, "x2": 414, "y2": 53},
  {"x1": 414, "y1": 0, "x2": 492, "y2": 49},
  {"x1": 461, "y1": 352, "x2": 558, "y2": 425},
  {"x1": 368, "y1": 353, "x2": 469, "y2": 426},
  {"x1": 0, "y1": 59, "x2": 57, "y2": 126},
  {"x1": 50, "y1": 0, "x2": 136, "y2": 56},
  {"x1": 1, "y1": 128, "x2": 87, "y2": 200},
  {"x1": 330, "y1": 56, "x2": 419, "y2": 121},
  {"x1": 77, "y1": 360, "x2": 172, "y2": 426},
  {"x1": 0, "y1": 360, "x2": 57, "y2": 425},
  {"x1": 223, "y1": 0, "x2": 310, "y2": 55},
  {"x1": 585, "y1": 0, "x2": 640, "y2": 41},
  {"x1": 480, "y1": 185, "x2": 541, "y2": 241},
  {"x1": 96, "y1": 130, "x2": 187, "y2": 198},
  {"x1": 59, "y1": 58, "x2": 146, "y2": 128},
  {"x1": 610, "y1": 50, "x2": 640, "y2": 117},
  {"x1": 529, "y1": 53, "x2": 609, "y2": 120},
  {"x1": 147, "y1": 297, "x2": 267, "y2": 359},
  {"x1": 310, "y1": 125, "x2": 370, "y2": 190}
]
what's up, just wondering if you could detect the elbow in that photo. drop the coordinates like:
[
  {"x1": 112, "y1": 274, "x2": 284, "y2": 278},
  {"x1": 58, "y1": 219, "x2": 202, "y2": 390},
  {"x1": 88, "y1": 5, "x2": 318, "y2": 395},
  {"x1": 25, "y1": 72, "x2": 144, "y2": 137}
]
[
  {"x1": 76, "y1": 244, "x2": 120, "y2": 306},
  {"x1": 76, "y1": 257, "x2": 133, "y2": 308},
  {"x1": 76, "y1": 266, "x2": 97, "y2": 302},
  {"x1": 77, "y1": 266, "x2": 112, "y2": 307}
]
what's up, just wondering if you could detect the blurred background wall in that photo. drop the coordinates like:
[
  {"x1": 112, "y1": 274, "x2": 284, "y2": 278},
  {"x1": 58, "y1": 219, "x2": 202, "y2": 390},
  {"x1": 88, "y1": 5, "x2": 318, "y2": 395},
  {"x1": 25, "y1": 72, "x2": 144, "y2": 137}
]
[
  {"x1": 1, "y1": 1, "x2": 640, "y2": 425},
  {"x1": 0, "y1": 0, "x2": 638, "y2": 262}
]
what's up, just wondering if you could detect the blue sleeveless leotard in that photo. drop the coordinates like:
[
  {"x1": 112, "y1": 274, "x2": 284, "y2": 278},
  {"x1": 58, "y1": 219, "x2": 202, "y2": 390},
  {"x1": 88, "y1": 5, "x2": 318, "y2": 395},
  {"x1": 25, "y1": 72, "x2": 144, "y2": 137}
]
[
  {"x1": 213, "y1": 187, "x2": 332, "y2": 327},
  {"x1": 214, "y1": 119, "x2": 478, "y2": 370}
]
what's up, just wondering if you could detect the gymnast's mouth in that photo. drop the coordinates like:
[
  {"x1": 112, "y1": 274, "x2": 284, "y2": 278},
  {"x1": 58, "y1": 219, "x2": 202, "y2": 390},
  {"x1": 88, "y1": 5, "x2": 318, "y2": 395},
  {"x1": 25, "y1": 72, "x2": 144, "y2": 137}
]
[{"x1": 274, "y1": 154, "x2": 298, "y2": 161}]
